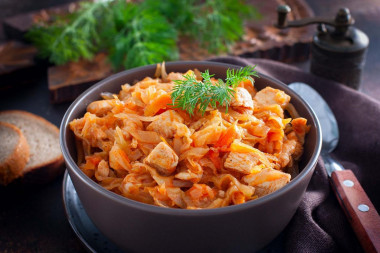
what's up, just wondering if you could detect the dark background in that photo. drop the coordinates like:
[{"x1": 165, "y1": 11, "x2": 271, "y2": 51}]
[{"x1": 1, "y1": 0, "x2": 380, "y2": 252}]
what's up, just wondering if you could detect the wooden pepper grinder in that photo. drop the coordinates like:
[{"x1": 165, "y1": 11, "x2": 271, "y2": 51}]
[{"x1": 276, "y1": 5, "x2": 369, "y2": 90}]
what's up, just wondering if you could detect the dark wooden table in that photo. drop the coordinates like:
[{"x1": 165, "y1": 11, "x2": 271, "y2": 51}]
[{"x1": 1, "y1": 0, "x2": 380, "y2": 252}]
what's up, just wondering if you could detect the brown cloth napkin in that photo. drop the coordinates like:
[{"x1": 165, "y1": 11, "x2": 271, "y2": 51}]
[{"x1": 209, "y1": 57, "x2": 380, "y2": 253}]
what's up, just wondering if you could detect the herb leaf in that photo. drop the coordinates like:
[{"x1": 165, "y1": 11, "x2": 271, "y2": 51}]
[
  {"x1": 107, "y1": 1, "x2": 178, "y2": 69},
  {"x1": 26, "y1": 1, "x2": 112, "y2": 65},
  {"x1": 191, "y1": 0, "x2": 257, "y2": 53},
  {"x1": 171, "y1": 66, "x2": 258, "y2": 116},
  {"x1": 226, "y1": 65, "x2": 259, "y2": 88},
  {"x1": 146, "y1": 0, "x2": 261, "y2": 53}
]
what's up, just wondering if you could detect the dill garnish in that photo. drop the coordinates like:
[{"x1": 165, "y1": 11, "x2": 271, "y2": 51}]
[{"x1": 171, "y1": 66, "x2": 259, "y2": 116}]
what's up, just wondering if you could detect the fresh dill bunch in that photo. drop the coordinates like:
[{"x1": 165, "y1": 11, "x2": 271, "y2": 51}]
[
  {"x1": 191, "y1": 0, "x2": 261, "y2": 53},
  {"x1": 141, "y1": 0, "x2": 196, "y2": 32},
  {"x1": 108, "y1": 1, "x2": 179, "y2": 70},
  {"x1": 25, "y1": 0, "x2": 260, "y2": 69},
  {"x1": 171, "y1": 66, "x2": 258, "y2": 116},
  {"x1": 26, "y1": 1, "x2": 112, "y2": 65},
  {"x1": 142, "y1": 0, "x2": 260, "y2": 53}
]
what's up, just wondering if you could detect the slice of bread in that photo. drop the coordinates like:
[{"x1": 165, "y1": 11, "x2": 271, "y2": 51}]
[
  {"x1": 0, "y1": 122, "x2": 30, "y2": 185},
  {"x1": 0, "y1": 110, "x2": 64, "y2": 184}
]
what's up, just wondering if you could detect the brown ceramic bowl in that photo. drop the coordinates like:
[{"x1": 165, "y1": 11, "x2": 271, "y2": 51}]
[{"x1": 60, "y1": 61, "x2": 322, "y2": 252}]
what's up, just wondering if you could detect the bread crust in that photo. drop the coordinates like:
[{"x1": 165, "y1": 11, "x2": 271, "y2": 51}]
[
  {"x1": 0, "y1": 122, "x2": 30, "y2": 185},
  {"x1": 0, "y1": 110, "x2": 64, "y2": 184}
]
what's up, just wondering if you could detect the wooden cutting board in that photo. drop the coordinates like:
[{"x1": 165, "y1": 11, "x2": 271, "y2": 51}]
[
  {"x1": 0, "y1": 41, "x2": 42, "y2": 91},
  {"x1": 48, "y1": 53, "x2": 113, "y2": 103},
  {"x1": 179, "y1": 0, "x2": 314, "y2": 62}
]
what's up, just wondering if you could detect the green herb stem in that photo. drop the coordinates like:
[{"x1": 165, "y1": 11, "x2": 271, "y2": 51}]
[{"x1": 171, "y1": 66, "x2": 258, "y2": 116}]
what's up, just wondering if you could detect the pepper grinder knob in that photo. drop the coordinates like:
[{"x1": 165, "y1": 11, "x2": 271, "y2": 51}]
[
  {"x1": 277, "y1": 5, "x2": 291, "y2": 28},
  {"x1": 334, "y1": 8, "x2": 351, "y2": 36},
  {"x1": 335, "y1": 8, "x2": 351, "y2": 24}
]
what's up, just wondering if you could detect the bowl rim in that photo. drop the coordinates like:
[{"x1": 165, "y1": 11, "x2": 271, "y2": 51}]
[{"x1": 60, "y1": 60, "x2": 322, "y2": 216}]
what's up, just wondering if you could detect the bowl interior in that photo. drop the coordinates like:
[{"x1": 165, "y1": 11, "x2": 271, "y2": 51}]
[{"x1": 61, "y1": 60, "x2": 321, "y2": 211}]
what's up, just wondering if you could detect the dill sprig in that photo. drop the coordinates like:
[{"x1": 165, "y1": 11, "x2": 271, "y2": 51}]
[
  {"x1": 171, "y1": 66, "x2": 258, "y2": 116},
  {"x1": 226, "y1": 65, "x2": 259, "y2": 88}
]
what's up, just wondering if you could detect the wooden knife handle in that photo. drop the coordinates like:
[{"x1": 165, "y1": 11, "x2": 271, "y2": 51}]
[{"x1": 331, "y1": 170, "x2": 380, "y2": 253}]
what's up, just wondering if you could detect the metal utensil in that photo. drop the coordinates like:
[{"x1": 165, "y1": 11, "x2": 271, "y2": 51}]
[{"x1": 289, "y1": 82, "x2": 380, "y2": 253}]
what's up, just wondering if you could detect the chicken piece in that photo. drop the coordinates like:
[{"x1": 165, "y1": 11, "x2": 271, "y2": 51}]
[
  {"x1": 146, "y1": 110, "x2": 189, "y2": 139},
  {"x1": 167, "y1": 72, "x2": 186, "y2": 81},
  {"x1": 95, "y1": 160, "x2": 110, "y2": 181},
  {"x1": 166, "y1": 70, "x2": 196, "y2": 82},
  {"x1": 229, "y1": 140, "x2": 273, "y2": 168},
  {"x1": 286, "y1": 131, "x2": 305, "y2": 160},
  {"x1": 175, "y1": 170, "x2": 202, "y2": 183},
  {"x1": 175, "y1": 156, "x2": 204, "y2": 183},
  {"x1": 191, "y1": 125, "x2": 224, "y2": 147},
  {"x1": 230, "y1": 87, "x2": 254, "y2": 109},
  {"x1": 145, "y1": 142, "x2": 179, "y2": 175},
  {"x1": 87, "y1": 99, "x2": 121, "y2": 116},
  {"x1": 118, "y1": 84, "x2": 133, "y2": 101},
  {"x1": 254, "y1": 87, "x2": 290, "y2": 108},
  {"x1": 184, "y1": 184, "x2": 216, "y2": 208},
  {"x1": 109, "y1": 144, "x2": 132, "y2": 173},
  {"x1": 278, "y1": 139, "x2": 297, "y2": 168},
  {"x1": 291, "y1": 117, "x2": 310, "y2": 144},
  {"x1": 120, "y1": 173, "x2": 155, "y2": 204},
  {"x1": 254, "y1": 177, "x2": 290, "y2": 197},
  {"x1": 243, "y1": 168, "x2": 290, "y2": 197},
  {"x1": 224, "y1": 152, "x2": 264, "y2": 174}
]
